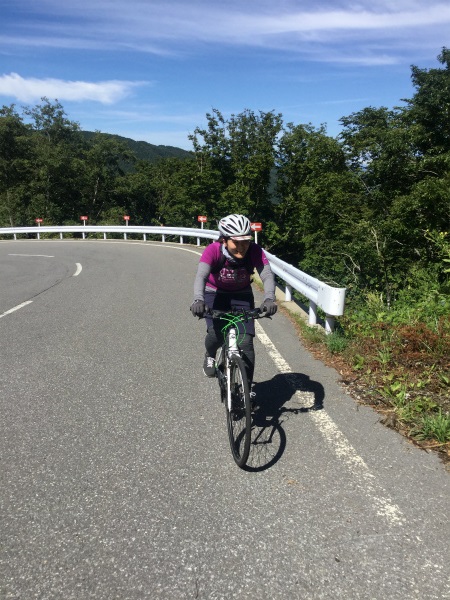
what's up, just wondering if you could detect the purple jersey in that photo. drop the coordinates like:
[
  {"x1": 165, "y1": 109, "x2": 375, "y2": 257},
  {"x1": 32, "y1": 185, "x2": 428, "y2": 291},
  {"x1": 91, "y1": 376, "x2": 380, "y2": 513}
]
[{"x1": 200, "y1": 241, "x2": 269, "y2": 292}]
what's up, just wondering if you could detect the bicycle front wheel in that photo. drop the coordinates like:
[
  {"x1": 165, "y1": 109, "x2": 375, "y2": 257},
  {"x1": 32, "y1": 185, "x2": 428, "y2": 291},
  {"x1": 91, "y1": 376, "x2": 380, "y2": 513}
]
[{"x1": 226, "y1": 354, "x2": 252, "y2": 467}]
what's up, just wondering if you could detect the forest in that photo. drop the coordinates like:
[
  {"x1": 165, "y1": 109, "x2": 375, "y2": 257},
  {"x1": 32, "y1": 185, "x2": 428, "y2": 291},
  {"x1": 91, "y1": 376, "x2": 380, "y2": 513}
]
[{"x1": 1, "y1": 49, "x2": 449, "y2": 451}]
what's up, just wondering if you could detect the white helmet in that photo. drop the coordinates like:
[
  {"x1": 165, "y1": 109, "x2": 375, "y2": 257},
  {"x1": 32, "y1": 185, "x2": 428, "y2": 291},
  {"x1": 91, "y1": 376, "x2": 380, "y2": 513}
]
[{"x1": 218, "y1": 214, "x2": 252, "y2": 240}]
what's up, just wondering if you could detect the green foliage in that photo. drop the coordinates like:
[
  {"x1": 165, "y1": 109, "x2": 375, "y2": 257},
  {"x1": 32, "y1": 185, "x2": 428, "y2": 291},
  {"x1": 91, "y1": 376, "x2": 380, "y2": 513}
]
[
  {"x1": 81, "y1": 131, "x2": 192, "y2": 164},
  {"x1": 425, "y1": 230, "x2": 450, "y2": 278},
  {"x1": 404, "y1": 47, "x2": 450, "y2": 155},
  {"x1": 412, "y1": 411, "x2": 450, "y2": 444},
  {"x1": 188, "y1": 108, "x2": 283, "y2": 224},
  {"x1": 325, "y1": 331, "x2": 348, "y2": 354}
]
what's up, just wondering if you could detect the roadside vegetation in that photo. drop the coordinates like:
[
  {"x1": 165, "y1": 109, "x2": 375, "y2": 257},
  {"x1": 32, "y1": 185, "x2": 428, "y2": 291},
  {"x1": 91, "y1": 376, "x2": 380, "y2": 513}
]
[
  {"x1": 288, "y1": 265, "x2": 450, "y2": 463},
  {"x1": 1, "y1": 48, "x2": 449, "y2": 461}
]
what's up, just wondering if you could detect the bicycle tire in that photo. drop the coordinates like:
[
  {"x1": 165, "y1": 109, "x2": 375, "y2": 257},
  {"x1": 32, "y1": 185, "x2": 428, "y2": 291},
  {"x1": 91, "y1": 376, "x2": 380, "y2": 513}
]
[{"x1": 226, "y1": 354, "x2": 252, "y2": 467}]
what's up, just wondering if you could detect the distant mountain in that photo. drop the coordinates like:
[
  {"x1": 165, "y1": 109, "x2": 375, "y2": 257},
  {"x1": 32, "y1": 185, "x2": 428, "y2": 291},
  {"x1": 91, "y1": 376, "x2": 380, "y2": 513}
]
[{"x1": 81, "y1": 131, "x2": 193, "y2": 162}]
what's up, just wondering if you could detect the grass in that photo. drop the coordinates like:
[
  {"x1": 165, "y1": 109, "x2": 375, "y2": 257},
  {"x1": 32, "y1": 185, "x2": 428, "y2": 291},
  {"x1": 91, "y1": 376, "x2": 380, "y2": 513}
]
[
  {"x1": 286, "y1": 296, "x2": 450, "y2": 465},
  {"x1": 412, "y1": 411, "x2": 450, "y2": 444},
  {"x1": 325, "y1": 331, "x2": 349, "y2": 354}
]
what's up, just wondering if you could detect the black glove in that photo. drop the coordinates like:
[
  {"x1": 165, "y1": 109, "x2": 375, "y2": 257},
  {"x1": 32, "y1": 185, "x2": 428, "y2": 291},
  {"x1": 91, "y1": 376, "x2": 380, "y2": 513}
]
[
  {"x1": 260, "y1": 299, "x2": 277, "y2": 316},
  {"x1": 190, "y1": 300, "x2": 205, "y2": 317}
]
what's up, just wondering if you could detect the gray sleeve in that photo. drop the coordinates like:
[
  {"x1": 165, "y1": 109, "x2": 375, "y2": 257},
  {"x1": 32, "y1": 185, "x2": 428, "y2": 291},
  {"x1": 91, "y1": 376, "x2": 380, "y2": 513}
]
[
  {"x1": 257, "y1": 263, "x2": 276, "y2": 301},
  {"x1": 193, "y1": 261, "x2": 211, "y2": 301}
]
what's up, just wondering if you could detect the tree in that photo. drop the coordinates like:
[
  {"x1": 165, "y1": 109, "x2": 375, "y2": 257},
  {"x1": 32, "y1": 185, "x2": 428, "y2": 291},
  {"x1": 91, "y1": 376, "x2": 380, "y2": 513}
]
[
  {"x1": 337, "y1": 106, "x2": 425, "y2": 301},
  {"x1": 189, "y1": 109, "x2": 283, "y2": 222},
  {"x1": 0, "y1": 105, "x2": 33, "y2": 225},
  {"x1": 142, "y1": 158, "x2": 204, "y2": 226},
  {"x1": 116, "y1": 160, "x2": 158, "y2": 225},
  {"x1": 339, "y1": 106, "x2": 417, "y2": 207},
  {"x1": 404, "y1": 47, "x2": 450, "y2": 158},
  {"x1": 275, "y1": 123, "x2": 362, "y2": 283},
  {"x1": 80, "y1": 133, "x2": 136, "y2": 221},
  {"x1": 21, "y1": 98, "x2": 85, "y2": 223},
  {"x1": 400, "y1": 48, "x2": 450, "y2": 245}
]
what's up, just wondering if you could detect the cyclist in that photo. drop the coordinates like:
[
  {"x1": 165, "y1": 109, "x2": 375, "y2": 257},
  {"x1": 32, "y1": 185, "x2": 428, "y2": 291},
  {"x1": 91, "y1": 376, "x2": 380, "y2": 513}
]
[{"x1": 190, "y1": 213, "x2": 277, "y2": 382}]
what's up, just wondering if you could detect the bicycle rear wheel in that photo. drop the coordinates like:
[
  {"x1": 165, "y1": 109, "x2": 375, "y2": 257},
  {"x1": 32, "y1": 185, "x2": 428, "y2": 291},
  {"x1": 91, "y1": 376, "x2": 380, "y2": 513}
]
[{"x1": 226, "y1": 354, "x2": 251, "y2": 467}]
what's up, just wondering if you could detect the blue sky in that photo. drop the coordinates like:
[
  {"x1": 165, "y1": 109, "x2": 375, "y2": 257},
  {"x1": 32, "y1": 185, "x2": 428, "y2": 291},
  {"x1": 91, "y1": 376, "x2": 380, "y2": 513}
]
[{"x1": 1, "y1": 0, "x2": 449, "y2": 150}]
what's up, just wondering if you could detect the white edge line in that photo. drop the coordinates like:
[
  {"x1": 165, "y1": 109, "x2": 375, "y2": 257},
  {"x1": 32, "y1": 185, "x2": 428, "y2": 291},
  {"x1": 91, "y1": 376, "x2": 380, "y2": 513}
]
[
  {"x1": 255, "y1": 320, "x2": 405, "y2": 525},
  {"x1": 4, "y1": 239, "x2": 204, "y2": 256},
  {"x1": 0, "y1": 300, "x2": 33, "y2": 319},
  {"x1": 0, "y1": 240, "x2": 404, "y2": 524},
  {"x1": 8, "y1": 254, "x2": 54, "y2": 258}
]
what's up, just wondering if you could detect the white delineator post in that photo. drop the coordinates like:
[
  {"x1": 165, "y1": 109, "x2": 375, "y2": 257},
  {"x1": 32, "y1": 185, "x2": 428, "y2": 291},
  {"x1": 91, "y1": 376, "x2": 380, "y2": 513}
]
[
  {"x1": 197, "y1": 215, "x2": 207, "y2": 246},
  {"x1": 124, "y1": 215, "x2": 130, "y2": 240},
  {"x1": 35, "y1": 218, "x2": 43, "y2": 239},
  {"x1": 80, "y1": 215, "x2": 88, "y2": 239},
  {"x1": 251, "y1": 222, "x2": 262, "y2": 245}
]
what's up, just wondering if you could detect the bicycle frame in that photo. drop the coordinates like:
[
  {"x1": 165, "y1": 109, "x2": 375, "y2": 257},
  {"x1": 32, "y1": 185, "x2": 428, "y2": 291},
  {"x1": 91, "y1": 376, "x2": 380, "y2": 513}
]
[
  {"x1": 209, "y1": 307, "x2": 263, "y2": 411},
  {"x1": 216, "y1": 324, "x2": 240, "y2": 412},
  {"x1": 205, "y1": 306, "x2": 266, "y2": 468}
]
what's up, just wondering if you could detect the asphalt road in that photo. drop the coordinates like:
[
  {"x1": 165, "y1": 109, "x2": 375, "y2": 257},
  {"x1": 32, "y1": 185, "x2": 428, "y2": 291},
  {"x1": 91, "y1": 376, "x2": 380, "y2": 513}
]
[{"x1": 1, "y1": 239, "x2": 449, "y2": 600}]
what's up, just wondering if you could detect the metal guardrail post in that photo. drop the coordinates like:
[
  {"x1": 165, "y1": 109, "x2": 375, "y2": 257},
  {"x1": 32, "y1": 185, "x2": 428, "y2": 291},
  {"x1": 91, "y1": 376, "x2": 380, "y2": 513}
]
[
  {"x1": 309, "y1": 301, "x2": 318, "y2": 326},
  {"x1": 285, "y1": 284, "x2": 292, "y2": 302},
  {"x1": 325, "y1": 316, "x2": 335, "y2": 334}
]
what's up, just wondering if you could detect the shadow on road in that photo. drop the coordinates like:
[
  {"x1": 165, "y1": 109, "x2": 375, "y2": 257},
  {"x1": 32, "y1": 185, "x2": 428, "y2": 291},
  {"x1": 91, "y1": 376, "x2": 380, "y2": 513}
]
[{"x1": 244, "y1": 372, "x2": 324, "y2": 472}]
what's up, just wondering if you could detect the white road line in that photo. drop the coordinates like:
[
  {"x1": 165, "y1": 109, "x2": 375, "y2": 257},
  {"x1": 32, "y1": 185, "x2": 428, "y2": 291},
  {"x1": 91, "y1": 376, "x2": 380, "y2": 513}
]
[
  {"x1": 73, "y1": 263, "x2": 82, "y2": 277},
  {"x1": 255, "y1": 320, "x2": 405, "y2": 525},
  {"x1": 85, "y1": 240, "x2": 204, "y2": 256},
  {"x1": 4, "y1": 240, "x2": 204, "y2": 258},
  {"x1": 8, "y1": 253, "x2": 54, "y2": 258},
  {"x1": 0, "y1": 301, "x2": 33, "y2": 319}
]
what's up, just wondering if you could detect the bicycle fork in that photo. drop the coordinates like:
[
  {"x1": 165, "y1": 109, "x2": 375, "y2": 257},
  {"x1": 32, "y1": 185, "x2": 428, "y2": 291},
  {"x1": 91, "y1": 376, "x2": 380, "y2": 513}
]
[
  {"x1": 216, "y1": 327, "x2": 240, "y2": 411},
  {"x1": 225, "y1": 328, "x2": 240, "y2": 412}
]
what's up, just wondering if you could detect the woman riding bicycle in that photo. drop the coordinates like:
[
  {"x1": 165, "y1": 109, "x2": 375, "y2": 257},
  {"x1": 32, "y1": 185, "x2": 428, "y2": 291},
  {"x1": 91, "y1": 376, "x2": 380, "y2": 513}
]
[{"x1": 190, "y1": 213, "x2": 277, "y2": 382}]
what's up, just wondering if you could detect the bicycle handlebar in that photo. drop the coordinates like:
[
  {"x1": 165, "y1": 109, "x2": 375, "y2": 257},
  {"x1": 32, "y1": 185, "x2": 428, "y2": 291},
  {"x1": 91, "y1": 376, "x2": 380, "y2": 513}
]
[{"x1": 204, "y1": 307, "x2": 267, "y2": 320}]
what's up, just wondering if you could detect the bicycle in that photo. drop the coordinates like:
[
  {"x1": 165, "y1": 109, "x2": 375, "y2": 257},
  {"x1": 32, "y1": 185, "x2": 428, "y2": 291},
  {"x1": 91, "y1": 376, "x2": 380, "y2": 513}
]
[{"x1": 205, "y1": 307, "x2": 267, "y2": 468}]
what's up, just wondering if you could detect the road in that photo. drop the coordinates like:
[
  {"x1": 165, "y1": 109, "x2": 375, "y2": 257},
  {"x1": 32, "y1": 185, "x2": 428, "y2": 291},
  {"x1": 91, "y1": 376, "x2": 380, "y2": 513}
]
[{"x1": 1, "y1": 239, "x2": 449, "y2": 600}]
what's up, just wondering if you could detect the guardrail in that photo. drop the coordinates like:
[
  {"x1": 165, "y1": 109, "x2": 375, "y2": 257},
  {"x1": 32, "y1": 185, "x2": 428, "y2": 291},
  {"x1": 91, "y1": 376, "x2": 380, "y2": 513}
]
[{"x1": 0, "y1": 225, "x2": 346, "y2": 332}]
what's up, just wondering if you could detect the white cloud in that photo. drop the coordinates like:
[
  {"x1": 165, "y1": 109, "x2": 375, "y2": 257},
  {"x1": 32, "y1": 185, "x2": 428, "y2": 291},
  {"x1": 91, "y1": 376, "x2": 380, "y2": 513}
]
[
  {"x1": 3, "y1": 0, "x2": 450, "y2": 64},
  {"x1": 236, "y1": 4, "x2": 450, "y2": 35},
  {"x1": 0, "y1": 73, "x2": 145, "y2": 103}
]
